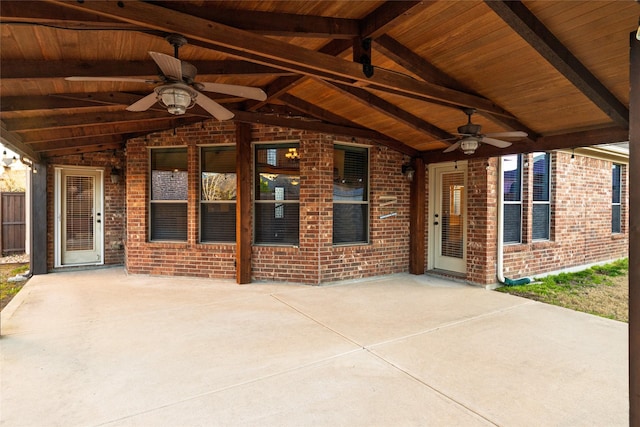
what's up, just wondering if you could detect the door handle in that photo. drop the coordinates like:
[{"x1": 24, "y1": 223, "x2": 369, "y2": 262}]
[{"x1": 434, "y1": 221, "x2": 439, "y2": 225}]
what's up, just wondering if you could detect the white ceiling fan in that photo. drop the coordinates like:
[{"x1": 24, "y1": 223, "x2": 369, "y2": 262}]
[
  {"x1": 443, "y1": 108, "x2": 527, "y2": 155},
  {"x1": 65, "y1": 34, "x2": 267, "y2": 120}
]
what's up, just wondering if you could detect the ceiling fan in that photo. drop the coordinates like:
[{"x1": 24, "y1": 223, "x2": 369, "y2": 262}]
[
  {"x1": 65, "y1": 34, "x2": 267, "y2": 121},
  {"x1": 443, "y1": 108, "x2": 527, "y2": 155}
]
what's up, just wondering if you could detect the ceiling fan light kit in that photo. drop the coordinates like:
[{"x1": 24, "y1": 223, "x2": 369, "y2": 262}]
[
  {"x1": 460, "y1": 137, "x2": 479, "y2": 155},
  {"x1": 155, "y1": 84, "x2": 197, "y2": 115}
]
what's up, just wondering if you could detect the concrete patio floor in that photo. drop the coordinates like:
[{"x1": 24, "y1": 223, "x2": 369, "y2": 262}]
[{"x1": 0, "y1": 267, "x2": 628, "y2": 426}]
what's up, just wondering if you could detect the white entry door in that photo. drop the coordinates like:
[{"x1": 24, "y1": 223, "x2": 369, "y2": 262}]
[
  {"x1": 56, "y1": 168, "x2": 104, "y2": 266},
  {"x1": 432, "y1": 164, "x2": 466, "y2": 273}
]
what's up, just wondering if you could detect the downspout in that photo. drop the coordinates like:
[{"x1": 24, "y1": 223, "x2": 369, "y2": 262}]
[{"x1": 496, "y1": 158, "x2": 531, "y2": 286}]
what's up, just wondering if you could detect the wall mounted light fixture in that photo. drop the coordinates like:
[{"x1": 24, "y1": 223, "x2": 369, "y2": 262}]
[{"x1": 402, "y1": 163, "x2": 415, "y2": 182}]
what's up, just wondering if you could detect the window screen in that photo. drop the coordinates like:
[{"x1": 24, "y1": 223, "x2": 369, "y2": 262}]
[
  {"x1": 254, "y1": 143, "x2": 300, "y2": 245},
  {"x1": 333, "y1": 144, "x2": 369, "y2": 244},
  {"x1": 150, "y1": 148, "x2": 188, "y2": 241},
  {"x1": 532, "y1": 152, "x2": 550, "y2": 240},
  {"x1": 201, "y1": 146, "x2": 236, "y2": 242},
  {"x1": 612, "y1": 164, "x2": 621, "y2": 233},
  {"x1": 503, "y1": 154, "x2": 522, "y2": 244}
]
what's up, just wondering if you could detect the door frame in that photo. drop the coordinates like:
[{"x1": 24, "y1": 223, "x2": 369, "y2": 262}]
[
  {"x1": 427, "y1": 161, "x2": 467, "y2": 273},
  {"x1": 54, "y1": 166, "x2": 105, "y2": 268}
]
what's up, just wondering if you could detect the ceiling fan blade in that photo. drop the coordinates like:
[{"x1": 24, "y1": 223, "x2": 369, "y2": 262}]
[
  {"x1": 199, "y1": 82, "x2": 267, "y2": 101},
  {"x1": 485, "y1": 131, "x2": 528, "y2": 138},
  {"x1": 149, "y1": 51, "x2": 182, "y2": 81},
  {"x1": 443, "y1": 141, "x2": 461, "y2": 153},
  {"x1": 126, "y1": 92, "x2": 158, "y2": 112},
  {"x1": 482, "y1": 137, "x2": 512, "y2": 148},
  {"x1": 195, "y1": 92, "x2": 235, "y2": 120},
  {"x1": 65, "y1": 76, "x2": 156, "y2": 84}
]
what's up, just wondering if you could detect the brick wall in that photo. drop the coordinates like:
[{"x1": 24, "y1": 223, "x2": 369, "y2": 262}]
[
  {"x1": 46, "y1": 149, "x2": 126, "y2": 270},
  {"x1": 500, "y1": 151, "x2": 628, "y2": 281},
  {"x1": 124, "y1": 121, "x2": 410, "y2": 284}
]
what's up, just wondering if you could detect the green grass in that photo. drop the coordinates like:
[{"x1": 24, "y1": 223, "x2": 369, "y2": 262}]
[
  {"x1": 0, "y1": 264, "x2": 30, "y2": 311},
  {"x1": 497, "y1": 258, "x2": 629, "y2": 322}
]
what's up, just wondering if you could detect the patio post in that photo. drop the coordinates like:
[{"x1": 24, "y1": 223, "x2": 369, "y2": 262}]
[{"x1": 629, "y1": 30, "x2": 639, "y2": 427}]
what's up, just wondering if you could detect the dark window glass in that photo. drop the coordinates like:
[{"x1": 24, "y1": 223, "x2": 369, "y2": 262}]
[
  {"x1": 254, "y1": 144, "x2": 300, "y2": 245},
  {"x1": 503, "y1": 155, "x2": 522, "y2": 243},
  {"x1": 532, "y1": 204, "x2": 550, "y2": 240},
  {"x1": 150, "y1": 148, "x2": 187, "y2": 241},
  {"x1": 532, "y1": 152, "x2": 550, "y2": 240},
  {"x1": 612, "y1": 164, "x2": 622, "y2": 233},
  {"x1": 333, "y1": 145, "x2": 369, "y2": 245},
  {"x1": 201, "y1": 147, "x2": 236, "y2": 243}
]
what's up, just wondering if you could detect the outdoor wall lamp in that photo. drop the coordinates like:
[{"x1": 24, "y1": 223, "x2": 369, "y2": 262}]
[
  {"x1": 402, "y1": 163, "x2": 415, "y2": 182},
  {"x1": 110, "y1": 167, "x2": 121, "y2": 184}
]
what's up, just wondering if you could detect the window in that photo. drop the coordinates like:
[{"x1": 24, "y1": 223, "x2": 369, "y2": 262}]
[
  {"x1": 532, "y1": 152, "x2": 550, "y2": 240},
  {"x1": 333, "y1": 144, "x2": 369, "y2": 244},
  {"x1": 612, "y1": 164, "x2": 622, "y2": 233},
  {"x1": 201, "y1": 146, "x2": 236, "y2": 242},
  {"x1": 502, "y1": 154, "x2": 522, "y2": 244},
  {"x1": 254, "y1": 143, "x2": 300, "y2": 245},
  {"x1": 150, "y1": 148, "x2": 187, "y2": 241}
]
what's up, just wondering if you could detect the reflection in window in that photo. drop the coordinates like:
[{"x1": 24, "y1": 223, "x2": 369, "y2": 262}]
[
  {"x1": 201, "y1": 146, "x2": 236, "y2": 243},
  {"x1": 254, "y1": 143, "x2": 300, "y2": 245},
  {"x1": 503, "y1": 154, "x2": 522, "y2": 244},
  {"x1": 333, "y1": 144, "x2": 368, "y2": 245},
  {"x1": 532, "y1": 152, "x2": 550, "y2": 240},
  {"x1": 612, "y1": 164, "x2": 621, "y2": 233},
  {"x1": 150, "y1": 147, "x2": 188, "y2": 241}
]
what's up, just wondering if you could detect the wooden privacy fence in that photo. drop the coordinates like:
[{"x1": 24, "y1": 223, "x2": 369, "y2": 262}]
[{"x1": 0, "y1": 192, "x2": 26, "y2": 255}]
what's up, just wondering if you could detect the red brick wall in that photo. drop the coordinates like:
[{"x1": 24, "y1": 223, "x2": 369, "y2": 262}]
[
  {"x1": 124, "y1": 121, "x2": 410, "y2": 284},
  {"x1": 501, "y1": 152, "x2": 628, "y2": 281},
  {"x1": 46, "y1": 149, "x2": 126, "y2": 270}
]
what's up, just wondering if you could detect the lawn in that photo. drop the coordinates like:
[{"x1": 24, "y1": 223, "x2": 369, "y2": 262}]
[
  {"x1": 0, "y1": 263, "x2": 30, "y2": 311},
  {"x1": 496, "y1": 258, "x2": 629, "y2": 322}
]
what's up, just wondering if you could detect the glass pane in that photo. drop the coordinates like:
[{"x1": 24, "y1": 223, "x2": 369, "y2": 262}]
[
  {"x1": 503, "y1": 155, "x2": 522, "y2": 202},
  {"x1": 612, "y1": 164, "x2": 621, "y2": 204},
  {"x1": 333, "y1": 204, "x2": 368, "y2": 244},
  {"x1": 441, "y1": 173, "x2": 464, "y2": 258},
  {"x1": 201, "y1": 203, "x2": 236, "y2": 242},
  {"x1": 150, "y1": 203, "x2": 187, "y2": 241},
  {"x1": 254, "y1": 203, "x2": 299, "y2": 245},
  {"x1": 612, "y1": 205, "x2": 621, "y2": 233},
  {"x1": 151, "y1": 148, "x2": 188, "y2": 201},
  {"x1": 533, "y1": 152, "x2": 550, "y2": 201},
  {"x1": 532, "y1": 204, "x2": 550, "y2": 240},
  {"x1": 255, "y1": 144, "x2": 300, "y2": 201},
  {"x1": 334, "y1": 145, "x2": 368, "y2": 200},
  {"x1": 65, "y1": 175, "x2": 94, "y2": 251},
  {"x1": 256, "y1": 175, "x2": 300, "y2": 201},
  {"x1": 201, "y1": 173, "x2": 236, "y2": 201},
  {"x1": 503, "y1": 204, "x2": 522, "y2": 243}
]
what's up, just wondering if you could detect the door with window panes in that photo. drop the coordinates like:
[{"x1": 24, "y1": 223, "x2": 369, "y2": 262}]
[{"x1": 432, "y1": 164, "x2": 466, "y2": 273}]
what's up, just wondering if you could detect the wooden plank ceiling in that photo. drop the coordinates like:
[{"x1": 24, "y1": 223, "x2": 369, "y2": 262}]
[{"x1": 0, "y1": 0, "x2": 636, "y2": 162}]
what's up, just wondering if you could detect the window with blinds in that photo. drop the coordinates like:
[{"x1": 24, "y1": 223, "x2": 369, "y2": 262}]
[
  {"x1": 612, "y1": 164, "x2": 622, "y2": 234},
  {"x1": 254, "y1": 143, "x2": 300, "y2": 245},
  {"x1": 65, "y1": 175, "x2": 94, "y2": 251},
  {"x1": 201, "y1": 146, "x2": 236, "y2": 243},
  {"x1": 503, "y1": 154, "x2": 522, "y2": 244},
  {"x1": 150, "y1": 147, "x2": 188, "y2": 241},
  {"x1": 333, "y1": 144, "x2": 369, "y2": 245},
  {"x1": 532, "y1": 152, "x2": 551, "y2": 240}
]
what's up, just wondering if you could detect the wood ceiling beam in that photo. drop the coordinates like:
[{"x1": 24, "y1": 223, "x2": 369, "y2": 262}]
[
  {"x1": 484, "y1": 0, "x2": 629, "y2": 128},
  {"x1": 42, "y1": 143, "x2": 126, "y2": 158},
  {"x1": 0, "y1": 60, "x2": 294, "y2": 79},
  {"x1": 325, "y1": 81, "x2": 454, "y2": 141},
  {"x1": 0, "y1": 121, "x2": 40, "y2": 162},
  {"x1": 423, "y1": 126, "x2": 629, "y2": 163},
  {"x1": 48, "y1": 0, "x2": 514, "y2": 118},
  {"x1": 231, "y1": 110, "x2": 419, "y2": 157},
  {"x1": 279, "y1": 94, "x2": 360, "y2": 128},
  {"x1": 374, "y1": 35, "x2": 540, "y2": 141},
  {"x1": 31, "y1": 134, "x2": 128, "y2": 153},
  {"x1": 19, "y1": 116, "x2": 204, "y2": 144},
  {"x1": 152, "y1": 2, "x2": 359, "y2": 39},
  {"x1": 358, "y1": 1, "x2": 429, "y2": 39}
]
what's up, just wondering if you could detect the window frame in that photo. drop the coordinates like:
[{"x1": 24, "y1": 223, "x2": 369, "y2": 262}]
[
  {"x1": 502, "y1": 154, "x2": 523, "y2": 245},
  {"x1": 333, "y1": 143, "x2": 370, "y2": 246},
  {"x1": 253, "y1": 141, "x2": 301, "y2": 246},
  {"x1": 612, "y1": 163, "x2": 622, "y2": 234},
  {"x1": 199, "y1": 145, "x2": 237, "y2": 243},
  {"x1": 148, "y1": 146, "x2": 188, "y2": 242},
  {"x1": 532, "y1": 152, "x2": 551, "y2": 241}
]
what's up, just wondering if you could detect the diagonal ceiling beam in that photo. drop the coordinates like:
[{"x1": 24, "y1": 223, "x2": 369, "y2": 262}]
[
  {"x1": 324, "y1": 81, "x2": 454, "y2": 141},
  {"x1": 484, "y1": 0, "x2": 628, "y2": 128},
  {"x1": 0, "y1": 60, "x2": 294, "y2": 79},
  {"x1": 48, "y1": 0, "x2": 513, "y2": 118},
  {"x1": 0, "y1": 121, "x2": 40, "y2": 161}
]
